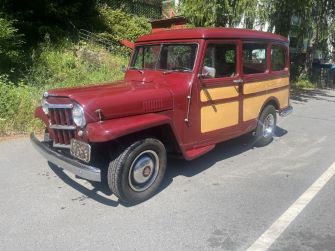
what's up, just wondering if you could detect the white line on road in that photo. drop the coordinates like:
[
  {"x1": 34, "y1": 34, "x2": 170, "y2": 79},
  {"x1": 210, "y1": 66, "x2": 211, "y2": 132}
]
[{"x1": 247, "y1": 161, "x2": 335, "y2": 251}]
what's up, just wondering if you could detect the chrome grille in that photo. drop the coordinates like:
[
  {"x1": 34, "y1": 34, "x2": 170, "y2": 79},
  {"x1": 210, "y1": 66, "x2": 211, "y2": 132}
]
[{"x1": 48, "y1": 106, "x2": 76, "y2": 148}]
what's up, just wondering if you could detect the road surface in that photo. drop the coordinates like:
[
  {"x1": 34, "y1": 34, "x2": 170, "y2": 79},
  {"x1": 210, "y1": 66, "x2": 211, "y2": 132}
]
[{"x1": 1, "y1": 89, "x2": 335, "y2": 250}]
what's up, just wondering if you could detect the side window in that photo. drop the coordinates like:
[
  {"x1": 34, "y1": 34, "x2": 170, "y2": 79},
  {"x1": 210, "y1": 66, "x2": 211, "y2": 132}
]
[
  {"x1": 271, "y1": 45, "x2": 286, "y2": 71},
  {"x1": 243, "y1": 43, "x2": 267, "y2": 74},
  {"x1": 202, "y1": 43, "x2": 237, "y2": 78}
]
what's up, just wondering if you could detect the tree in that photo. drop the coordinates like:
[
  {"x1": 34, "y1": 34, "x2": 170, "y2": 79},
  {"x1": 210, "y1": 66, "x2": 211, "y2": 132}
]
[
  {"x1": 0, "y1": 14, "x2": 24, "y2": 75},
  {"x1": 300, "y1": 0, "x2": 335, "y2": 77},
  {"x1": 179, "y1": 0, "x2": 257, "y2": 27},
  {"x1": 0, "y1": 0, "x2": 97, "y2": 43}
]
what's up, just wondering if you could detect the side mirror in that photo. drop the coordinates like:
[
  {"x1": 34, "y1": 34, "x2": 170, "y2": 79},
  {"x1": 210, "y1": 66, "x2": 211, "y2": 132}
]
[
  {"x1": 199, "y1": 66, "x2": 216, "y2": 78},
  {"x1": 198, "y1": 72, "x2": 210, "y2": 78}
]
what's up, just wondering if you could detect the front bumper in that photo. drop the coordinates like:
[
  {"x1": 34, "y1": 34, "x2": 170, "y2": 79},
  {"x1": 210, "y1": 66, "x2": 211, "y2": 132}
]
[{"x1": 30, "y1": 132, "x2": 101, "y2": 182}]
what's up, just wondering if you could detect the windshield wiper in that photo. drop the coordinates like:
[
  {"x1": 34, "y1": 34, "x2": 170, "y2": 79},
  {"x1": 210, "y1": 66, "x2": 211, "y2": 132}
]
[
  {"x1": 129, "y1": 67, "x2": 144, "y2": 74},
  {"x1": 163, "y1": 69, "x2": 191, "y2": 75}
]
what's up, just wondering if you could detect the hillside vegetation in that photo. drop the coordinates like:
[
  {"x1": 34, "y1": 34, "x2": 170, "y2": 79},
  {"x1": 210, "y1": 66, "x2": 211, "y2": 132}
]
[{"x1": 0, "y1": 4, "x2": 151, "y2": 135}]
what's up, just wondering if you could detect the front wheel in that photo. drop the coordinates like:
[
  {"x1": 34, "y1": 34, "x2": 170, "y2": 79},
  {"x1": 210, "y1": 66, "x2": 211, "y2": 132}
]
[
  {"x1": 254, "y1": 105, "x2": 277, "y2": 147},
  {"x1": 108, "y1": 138, "x2": 167, "y2": 204}
]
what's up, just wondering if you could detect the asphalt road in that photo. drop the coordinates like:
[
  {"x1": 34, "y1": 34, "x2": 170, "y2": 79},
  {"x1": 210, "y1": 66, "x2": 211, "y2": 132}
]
[{"x1": 1, "y1": 89, "x2": 335, "y2": 251}]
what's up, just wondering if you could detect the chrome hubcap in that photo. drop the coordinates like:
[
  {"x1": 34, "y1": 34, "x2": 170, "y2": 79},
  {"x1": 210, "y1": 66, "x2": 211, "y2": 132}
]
[
  {"x1": 128, "y1": 150, "x2": 159, "y2": 192},
  {"x1": 263, "y1": 114, "x2": 275, "y2": 138}
]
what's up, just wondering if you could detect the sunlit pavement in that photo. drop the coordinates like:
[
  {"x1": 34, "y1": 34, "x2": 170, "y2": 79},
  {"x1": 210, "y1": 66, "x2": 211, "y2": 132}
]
[{"x1": 1, "y1": 89, "x2": 335, "y2": 251}]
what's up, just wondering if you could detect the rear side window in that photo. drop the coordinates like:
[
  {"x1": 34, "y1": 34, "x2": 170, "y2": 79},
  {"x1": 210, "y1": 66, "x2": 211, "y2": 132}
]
[
  {"x1": 202, "y1": 43, "x2": 237, "y2": 78},
  {"x1": 271, "y1": 45, "x2": 286, "y2": 71},
  {"x1": 243, "y1": 43, "x2": 267, "y2": 74}
]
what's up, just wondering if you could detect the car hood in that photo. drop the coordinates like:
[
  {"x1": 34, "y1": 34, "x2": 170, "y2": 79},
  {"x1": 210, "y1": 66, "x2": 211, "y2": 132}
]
[{"x1": 47, "y1": 80, "x2": 173, "y2": 122}]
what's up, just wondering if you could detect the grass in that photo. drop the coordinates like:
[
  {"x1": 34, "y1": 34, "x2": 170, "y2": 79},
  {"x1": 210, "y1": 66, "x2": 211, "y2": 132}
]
[{"x1": 0, "y1": 41, "x2": 128, "y2": 136}]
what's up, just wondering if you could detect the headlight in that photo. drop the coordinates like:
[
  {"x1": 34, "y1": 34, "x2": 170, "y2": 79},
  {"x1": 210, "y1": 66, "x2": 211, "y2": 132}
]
[
  {"x1": 41, "y1": 98, "x2": 49, "y2": 115},
  {"x1": 72, "y1": 103, "x2": 86, "y2": 127}
]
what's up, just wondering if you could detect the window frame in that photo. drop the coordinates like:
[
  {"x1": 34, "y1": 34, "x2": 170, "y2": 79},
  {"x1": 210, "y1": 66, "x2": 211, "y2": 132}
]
[
  {"x1": 199, "y1": 40, "x2": 241, "y2": 85},
  {"x1": 241, "y1": 41, "x2": 270, "y2": 77},
  {"x1": 270, "y1": 43, "x2": 289, "y2": 73},
  {"x1": 129, "y1": 42, "x2": 200, "y2": 72}
]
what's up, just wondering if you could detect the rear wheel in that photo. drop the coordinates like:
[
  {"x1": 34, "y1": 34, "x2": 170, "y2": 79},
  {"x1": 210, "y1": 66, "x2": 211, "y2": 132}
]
[
  {"x1": 254, "y1": 105, "x2": 277, "y2": 147},
  {"x1": 108, "y1": 138, "x2": 166, "y2": 204}
]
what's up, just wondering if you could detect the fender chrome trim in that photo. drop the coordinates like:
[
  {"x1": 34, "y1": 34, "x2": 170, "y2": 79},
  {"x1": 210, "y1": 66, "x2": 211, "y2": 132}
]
[{"x1": 30, "y1": 132, "x2": 101, "y2": 182}]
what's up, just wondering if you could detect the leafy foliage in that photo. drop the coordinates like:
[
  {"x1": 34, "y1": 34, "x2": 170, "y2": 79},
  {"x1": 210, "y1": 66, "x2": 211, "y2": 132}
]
[
  {"x1": 0, "y1": 42, "x2": 128, "y2": 135},
  {"x1": 26, "y1": 41, "x2": 128, "y2": 88},
  {"x1": 292, "y1": 77, "x2": 315, "y2": 90},
  {"x1": 179, "y1": 0, "x2": 258, "y2": 27},
  {"x1": 0, "y1": 75, "x2": 42, "y2": 135},
  {"x1": 0, "y1": 14, "x2": 24, "y2": 75},
  {"x1": 98, "y1": 6, "x2": 151, "y2": 42},
  {"x1": 1, "y1": 0, "x2": 97, "y2": 43}
]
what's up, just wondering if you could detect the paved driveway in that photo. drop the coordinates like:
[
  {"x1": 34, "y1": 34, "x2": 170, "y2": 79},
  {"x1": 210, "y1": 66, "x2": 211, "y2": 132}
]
[{"x1": 1, "y1": 90, "x2": 335, "y2": 250}]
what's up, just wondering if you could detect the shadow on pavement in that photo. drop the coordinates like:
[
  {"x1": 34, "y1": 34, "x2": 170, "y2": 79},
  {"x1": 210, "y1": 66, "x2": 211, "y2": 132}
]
[
  {"x1": 49, "y1": 162, "x2": 120, "y2": 207},
  {"x1": 48, "y1": 126, "x2": 287, "y2": 207},
  {"x1": 291, "y1": 89, "x2": 335, "y2": 103}
]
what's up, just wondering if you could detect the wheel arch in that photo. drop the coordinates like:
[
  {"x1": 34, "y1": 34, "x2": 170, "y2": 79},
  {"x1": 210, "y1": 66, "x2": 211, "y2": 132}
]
[
  {"x1": 259, "y1": 97, "x2": 280, "y2": 118},
  {"x1": 111, "y1": 124, "x2": 182, "y2": 155}
]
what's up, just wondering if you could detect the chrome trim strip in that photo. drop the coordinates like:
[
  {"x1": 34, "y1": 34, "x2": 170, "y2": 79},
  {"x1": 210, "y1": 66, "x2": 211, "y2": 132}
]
[
  {"x1": 53, "y1": 142, "x2": 71, "y2": 149},
  {"x1": 50, "y1": 125, "x2": 76, "y2": 130},
  {"x1": 47, "y1": 103, "x2": 73, "y2": 109},
  {"x1": 30, "y1": 133, "x2": 101, "y2": 182},
  {"x1": 279, "y1": 105, "x2": 293, "y2": 117}
]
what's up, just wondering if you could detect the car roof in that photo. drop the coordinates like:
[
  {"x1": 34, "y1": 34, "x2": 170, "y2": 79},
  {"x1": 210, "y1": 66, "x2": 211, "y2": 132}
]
[{"x1": 136, "y1": 27, "x2": 288, "y2": 43}]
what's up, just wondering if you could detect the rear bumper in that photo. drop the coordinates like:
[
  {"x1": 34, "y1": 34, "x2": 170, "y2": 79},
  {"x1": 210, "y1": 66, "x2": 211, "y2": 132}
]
[
  {"x1": 30, "y1": 132, "x2": 101, "y2": 182},
  {"x1": 279, "y1": 105, "x2": 293, "y2": 117}
]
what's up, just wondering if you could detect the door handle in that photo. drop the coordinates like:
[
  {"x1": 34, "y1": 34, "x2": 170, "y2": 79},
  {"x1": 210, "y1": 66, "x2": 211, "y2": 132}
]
[
  {"x1": 233, "y1": 79, "x2": 243, "y2": 94},
  {"x1": 233, "y1": 79, "x2": 243, "y2": 84}
]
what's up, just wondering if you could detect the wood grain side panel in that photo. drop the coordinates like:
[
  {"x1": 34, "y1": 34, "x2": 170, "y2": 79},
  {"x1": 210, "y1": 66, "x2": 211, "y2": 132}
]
[
  {"x1": 200, "y1": 86, "x2": 239, "y2": 102},
  {"x1": 243, "y1": 77, "x2": 289, "y2": 94},
  {"x1": 201, "y1": 101, "x2": 239, "y2": 133},
  {"x1": 243, "y1": 89, "x2": 289, "y2": 121}
]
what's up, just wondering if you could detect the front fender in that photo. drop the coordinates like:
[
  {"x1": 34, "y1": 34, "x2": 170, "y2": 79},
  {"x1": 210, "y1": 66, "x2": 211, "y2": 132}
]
[
  {"x1": 86, "y1": 113, "x2": 173, "y2": 143},
  {"x1": 35, "y1": 106, "x2": 49, "y2": 126}
]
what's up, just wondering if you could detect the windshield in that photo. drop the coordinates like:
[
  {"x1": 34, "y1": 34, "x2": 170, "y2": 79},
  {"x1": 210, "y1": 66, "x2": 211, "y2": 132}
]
[{"x1": 130, "y1": 44, "x2": 198, "y2": 72}]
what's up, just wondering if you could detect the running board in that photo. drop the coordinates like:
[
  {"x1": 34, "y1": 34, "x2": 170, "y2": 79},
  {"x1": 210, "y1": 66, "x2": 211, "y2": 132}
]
[
  {"x1": 279, "y1": 105, "x2": 293, "y2": 117},
  {"x1": 184, "y1": 144, "x2": 215, "y2": 160}
]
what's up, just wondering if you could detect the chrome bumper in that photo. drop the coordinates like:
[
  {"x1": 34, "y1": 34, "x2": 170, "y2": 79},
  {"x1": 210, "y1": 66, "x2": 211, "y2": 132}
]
[
  {"x1": 30, "y1": 133, "x2": 101, "y2": 182},
  {"x1": 279, "y1": 105, "x2": 293, "y2": 117}
]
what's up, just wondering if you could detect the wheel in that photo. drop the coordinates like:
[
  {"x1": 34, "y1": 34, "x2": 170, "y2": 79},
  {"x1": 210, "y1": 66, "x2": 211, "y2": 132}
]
[
  {"x1": 254, "y1": 105, "x2": 277, "y2": 147},
  {"x1": 108, "y1": 138, "x2": 167, "y2": 204}
]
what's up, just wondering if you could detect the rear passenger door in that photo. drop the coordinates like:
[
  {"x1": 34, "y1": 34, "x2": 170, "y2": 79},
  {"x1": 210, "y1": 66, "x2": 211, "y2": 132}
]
[
  {"x1": 241, "y1": 41, "x2": 289, "y2": 124},
  {"x1": 198, "y1": 40, "x2": 242, "y2": 141}
]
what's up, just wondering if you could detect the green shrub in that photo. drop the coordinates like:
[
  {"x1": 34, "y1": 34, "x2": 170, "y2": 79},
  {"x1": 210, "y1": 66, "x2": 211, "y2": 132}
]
[
  {"x1": 0, "y1": 42, "x2": 128, "y2": 135},
  {"x1": 0, "y1": 14, "x2": 24, "y2": 75},
  {"x1": 292, "y1": 78, "x2": 316, "y2": 90},
  {"x1": 26, "y1": 41, "x2": 128, "y2": 88},
  {"x1": 0, "y1": 75, "x2": 42, "y2": 135},
  {"x1": 98, "y1": 6, "x2": 151, "y2": 42}
]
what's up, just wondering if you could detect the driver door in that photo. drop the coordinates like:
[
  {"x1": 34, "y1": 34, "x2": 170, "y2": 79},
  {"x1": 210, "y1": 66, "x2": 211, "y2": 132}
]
[{"x1": 197, "y1": 40, "x2": 243, "y2": 142}]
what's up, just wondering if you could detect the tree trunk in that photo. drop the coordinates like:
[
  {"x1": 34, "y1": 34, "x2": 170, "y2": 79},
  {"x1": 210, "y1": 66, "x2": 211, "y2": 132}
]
[{"x1": 303, "y1": 43, "x2": 316, "y2": 78}]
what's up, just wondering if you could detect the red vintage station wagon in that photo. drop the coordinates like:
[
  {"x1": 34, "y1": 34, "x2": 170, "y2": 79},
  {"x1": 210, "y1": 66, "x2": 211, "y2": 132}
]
[{"x1": 31, "y1": 28, "x2": 293, "y2": 203}]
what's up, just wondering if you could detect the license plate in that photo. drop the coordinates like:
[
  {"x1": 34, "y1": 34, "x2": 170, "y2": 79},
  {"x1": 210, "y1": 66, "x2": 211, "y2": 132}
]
[{"x1": 70, "y1": 139, "x2": 91, "y2": 163}]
